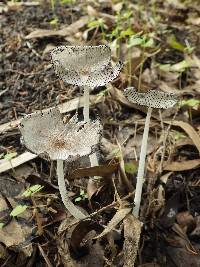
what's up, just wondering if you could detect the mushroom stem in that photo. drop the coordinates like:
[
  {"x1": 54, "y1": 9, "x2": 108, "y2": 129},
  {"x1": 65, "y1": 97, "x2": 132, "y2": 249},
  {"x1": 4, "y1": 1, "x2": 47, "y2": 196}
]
[
  {"x1": 57, "y1": 159, "x2": 86, "y2": 219},
  {"x1": 83, "y1": 85, "x2": 99, "y2": 169},
  {"x1": 83, "y1": 85, "x2": 90, "y2": 123},
  {"x1": 133, "y1": 107, "x2": 152, "y2": 218}
]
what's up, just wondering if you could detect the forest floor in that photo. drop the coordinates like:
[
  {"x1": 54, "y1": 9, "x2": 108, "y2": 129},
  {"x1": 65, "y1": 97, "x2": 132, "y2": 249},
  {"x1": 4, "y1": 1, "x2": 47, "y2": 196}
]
[{"x1": 0, "y1": 0, "x2": 200, "y2": 266}]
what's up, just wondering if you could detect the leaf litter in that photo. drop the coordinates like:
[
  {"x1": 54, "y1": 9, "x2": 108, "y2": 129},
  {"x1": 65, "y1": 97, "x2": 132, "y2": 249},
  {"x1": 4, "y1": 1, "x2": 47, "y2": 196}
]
[{"x1": 1, "y1": 0, "x2": 200, "y2": 266}]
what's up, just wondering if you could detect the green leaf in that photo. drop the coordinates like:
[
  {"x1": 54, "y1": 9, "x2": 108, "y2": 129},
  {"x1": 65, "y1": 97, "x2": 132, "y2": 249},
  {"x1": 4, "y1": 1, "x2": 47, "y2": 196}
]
[
  {"x1": 124, "y1": 162, "x2": 138, "y2": 175},
  {"x1": 4, "y1": 152, "x2": 17, "y2": 160},
  {"x1": 120, "y1": 28, "x2": 135, "y2": 39},
  {"x1": 173, "y1": 131, "x2": 186, "y2": 141},
  {"x1": 88, "y1": 18, "x2": 104, "y2": 28},
  {"x1": 170, "y1": 60, "x2": 190, "y2": 72},
  {"x1": 80, "y1": 189, "x2": 85, "y2": 196},
  {"x1": 61, "y1": 0, "x2": 75, "y2": 4},
  {"x1": 49, "y1": 17, "x2": 58, "y2": 25},
  {"x1": 167, "y1": 35, "x2": 185, "y2": 52},
  {"x1": 0, "y1": 153, "x2": 4, "y2": 159},
  {"x1": 157, "y1": 60, "x2": 190, "y2": 72},
  {"x1": 181, "y1": 99, "x2": 200, "y2": 107},
  {"x1": 10, "y1": 205, "x2": 28, "y2": 217},
  {"x1": 128, "y1": 36, "x2": 143, "y2": 48},
  {"x1": 0, "y1": 223, "x2": 4, "y2": 229},
  {"x1": 22, "y1": 184, "x2": 44, "y2": 197},
  {"x1": 142, "y1": 37, "x2": 154, "y2": 47},
  {"x1": 75, "y1": 197, "x2": 82, "y2": 203}
]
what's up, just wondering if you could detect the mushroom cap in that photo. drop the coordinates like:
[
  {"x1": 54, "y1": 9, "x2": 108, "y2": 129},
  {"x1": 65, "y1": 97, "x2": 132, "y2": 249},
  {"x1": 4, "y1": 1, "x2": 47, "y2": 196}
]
[
  {"x1": 55, "y1": 61, "x2": 123, "y2": 88},
  {"x1": 51, "y1": 45, "x2": 111, "y2": 73},
  {"x1": 124, "y1": 88, "x2": 178, "y2": 109},
  {"x1": 51, "y1": 45, "x2": 123, "y2": 88},
  {"x1": 19, "y1": 108, "x2": 102, "y2": 161}
]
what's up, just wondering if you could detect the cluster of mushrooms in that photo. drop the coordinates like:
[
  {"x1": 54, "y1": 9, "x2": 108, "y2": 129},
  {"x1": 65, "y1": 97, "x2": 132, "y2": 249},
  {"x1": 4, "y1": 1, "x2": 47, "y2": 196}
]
[{"x1": 19, "y1": 45, "x2": 178, "y2": 221}]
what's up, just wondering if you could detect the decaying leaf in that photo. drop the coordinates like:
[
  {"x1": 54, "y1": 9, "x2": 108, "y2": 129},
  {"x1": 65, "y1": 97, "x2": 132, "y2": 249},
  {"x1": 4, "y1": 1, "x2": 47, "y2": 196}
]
[
  {"x1": 163, "y1": 159, "x2": 200, "y2": 171},
  {"x1": 94, "y1": 207, "x2": 131, "y2": 239},
  {"x1": 123, "y1": 214, "x2": 142, "y2": 267}
]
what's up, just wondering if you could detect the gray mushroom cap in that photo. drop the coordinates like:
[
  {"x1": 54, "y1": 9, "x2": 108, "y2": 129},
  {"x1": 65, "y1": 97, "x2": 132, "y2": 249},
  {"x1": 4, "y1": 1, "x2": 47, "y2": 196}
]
[
  {"x1": 51, "y1": 45, "x2": 123, "y2": 88},
  {"x1": 19, "y1": 108, "x2": 102, "y2": 161},
  {"x1": 124, "y1": 88, "x2": 178, "y2": 109}
]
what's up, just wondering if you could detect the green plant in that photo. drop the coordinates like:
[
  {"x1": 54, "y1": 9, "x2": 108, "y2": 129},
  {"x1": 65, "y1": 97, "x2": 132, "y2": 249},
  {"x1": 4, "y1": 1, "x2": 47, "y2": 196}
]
[
  {"x1": 75, "y1": 189, "x2": 88, "y2": 202},
  {"x1": 0, "y1": 152, "x2": 17, "y2": 160}
]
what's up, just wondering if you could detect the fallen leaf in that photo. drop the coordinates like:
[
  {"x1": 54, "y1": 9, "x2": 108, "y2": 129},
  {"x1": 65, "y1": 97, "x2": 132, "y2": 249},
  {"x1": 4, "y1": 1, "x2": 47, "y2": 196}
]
[
  {"x1": 94, "y1": 207, "x2": 131, "y2": 239},
  {"x1": 71, "y1": 163, "x2": 119, "y2": 179},
  {"x1": 163, "y1": 159, "x2": 200, "y2": 171},
  {"x1": 166, "y1": 247, "x2": 200, "y2": 267},
  {"x1": 123, "y1": 214, "x2": 141, "y2": 267},
  {"x1": 0, "y1": 179, "x2": 33, "y2": 257},
  {"x1": 25, "y1": 16, "x2": 89, "y2": 39},
  {"x1": 165, "y1": 120, "x2": 200, "y2": 154}
]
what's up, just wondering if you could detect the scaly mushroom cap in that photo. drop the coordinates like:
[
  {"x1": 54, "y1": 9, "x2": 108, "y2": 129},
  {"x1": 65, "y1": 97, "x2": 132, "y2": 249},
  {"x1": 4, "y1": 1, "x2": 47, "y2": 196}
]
[
  {"x1": 124, "y1": 88, "x2": 178, "y2": 109},
  {"x1": 19, "y1": 108, "x2": 102, "y2": 161},
  {"x1": 51, "y1": 45, "x2": 123, "y2": 88}
]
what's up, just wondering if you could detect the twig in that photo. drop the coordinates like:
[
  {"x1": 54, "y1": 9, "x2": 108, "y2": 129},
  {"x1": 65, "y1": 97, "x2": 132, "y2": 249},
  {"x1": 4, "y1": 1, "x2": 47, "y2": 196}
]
[{"x1": 38, "y1": 244, "x2": 54, "y2": 267}]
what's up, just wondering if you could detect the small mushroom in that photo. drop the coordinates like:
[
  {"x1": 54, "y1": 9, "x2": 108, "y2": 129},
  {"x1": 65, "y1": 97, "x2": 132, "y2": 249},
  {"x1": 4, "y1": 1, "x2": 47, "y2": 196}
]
[
  {"x1": 123, "y1": 88, "x2": 178, "y2": 218},
  {"x1": 51, "y1": 45, "x2": 123, "y2": 122},
  {"x1": 19, "y1": 108, "x2": 102, "y2": 219}
]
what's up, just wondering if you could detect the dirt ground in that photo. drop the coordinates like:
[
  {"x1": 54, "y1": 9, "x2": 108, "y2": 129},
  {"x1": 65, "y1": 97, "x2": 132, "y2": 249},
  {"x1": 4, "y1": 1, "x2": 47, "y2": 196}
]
[{"x1": 0, "y1": 0, "x2": 200, "y2": 266}]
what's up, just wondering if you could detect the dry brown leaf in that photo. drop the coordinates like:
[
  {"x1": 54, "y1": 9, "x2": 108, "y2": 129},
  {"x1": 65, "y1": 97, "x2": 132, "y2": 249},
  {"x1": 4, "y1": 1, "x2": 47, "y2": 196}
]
[
  {"x1": 70, "y1": 163, "x2": 119, "y2": 179},
  {"x1": 123, "y1": 214, "x2": 141, "y2": 267},
  {"x1": 163, "y1": 159, "x2": 200, "y2": 171},
  {"x1": 25, "y1": 16, "x2": 89, "y2": 39},
  {"x1": 0, "y1": 178, "x2": 33, "y2": 256},
  {"x1": 94, "y1": 207, "x2": 131, "y2": 239},
  {"x1": 165, "y1": 120, "x2": 200, "y2": 154}
]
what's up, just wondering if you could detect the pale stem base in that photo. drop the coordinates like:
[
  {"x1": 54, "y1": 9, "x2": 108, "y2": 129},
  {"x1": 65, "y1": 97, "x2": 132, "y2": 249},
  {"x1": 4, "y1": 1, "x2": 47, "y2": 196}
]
[
  {"x1": 132, "y1": 107, "x2": 153, "y2": 218},
  {"x1": 57, "y1": 159, "x2": 86, "y2": 219}
]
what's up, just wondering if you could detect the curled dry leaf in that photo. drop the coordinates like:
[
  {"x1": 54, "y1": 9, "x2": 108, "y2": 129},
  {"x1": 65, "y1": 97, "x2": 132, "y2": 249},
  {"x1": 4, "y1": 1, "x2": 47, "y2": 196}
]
[
  {"x1": 165, "y1": 120, "x2": 200, "y2": 154},
  {"x1": 123, "y1": 214, "x2": 142, "y2": 267},
  {"x1": 94, "y1": 206, "x2": 131, "y2": 239}
]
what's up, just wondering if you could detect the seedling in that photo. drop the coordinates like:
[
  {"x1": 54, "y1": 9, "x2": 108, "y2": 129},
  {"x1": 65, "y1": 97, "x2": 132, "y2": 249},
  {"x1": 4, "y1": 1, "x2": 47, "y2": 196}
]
[
  {"x1": 19, "y1": 108, "x2": 102, "y2": 219},
  {"x1": 124, "y1": 88, "x2": 178, "y2": 218}
]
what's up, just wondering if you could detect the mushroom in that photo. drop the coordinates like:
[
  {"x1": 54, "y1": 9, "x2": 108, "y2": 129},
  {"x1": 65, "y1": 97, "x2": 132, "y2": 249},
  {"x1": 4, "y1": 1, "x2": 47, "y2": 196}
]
[
  {"x1": 19, "y1": 108, "x2": 102, "y2": 219},
  {"x1": 123, "y1": 88, "x2": 178, "y2": 218},
  {"x1": 51, "y1": 45, "x2": 123, "y2": 122},
  {"x1": 51, "y1": 45, "x2": 123, "y2": 169}
]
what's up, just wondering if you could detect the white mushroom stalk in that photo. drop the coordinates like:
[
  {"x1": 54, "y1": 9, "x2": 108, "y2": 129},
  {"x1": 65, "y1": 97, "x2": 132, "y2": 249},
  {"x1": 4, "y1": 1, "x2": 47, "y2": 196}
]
[
  {"x1": 123, "y1": 88, "x2": 178, "y2": 218},
  {"x1": 51, "y1": 45, "x2": 123, "y2": 168},
  {"x1": 19, "y1": 108, "x2": 102, "y2": 220}
]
